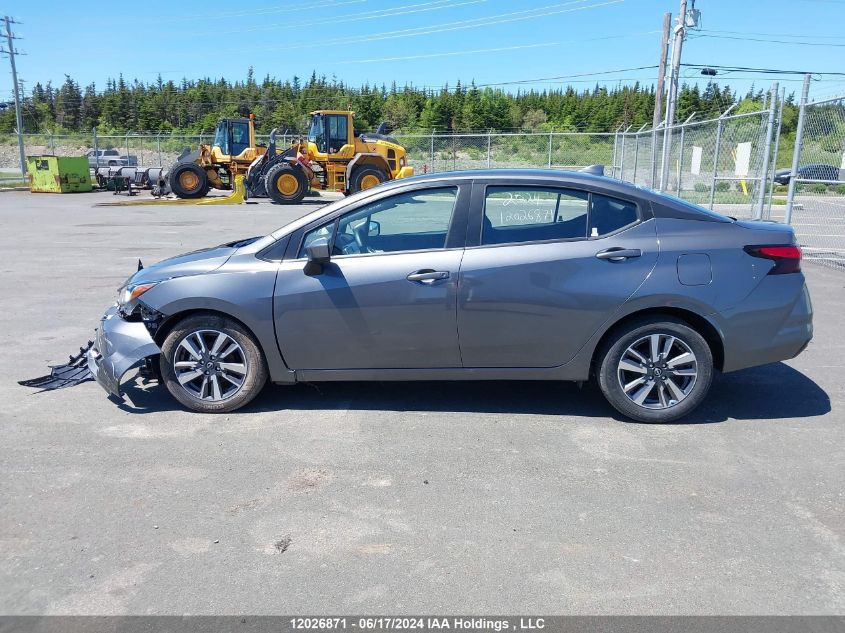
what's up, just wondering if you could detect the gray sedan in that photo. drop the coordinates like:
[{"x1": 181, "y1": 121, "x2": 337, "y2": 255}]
[{"x1": 87, "y1": 169, "x2": 813, "y2": 423}]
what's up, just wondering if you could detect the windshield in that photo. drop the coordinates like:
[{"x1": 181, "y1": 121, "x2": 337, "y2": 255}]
[
  {"x1": 213, "y1": 122, "x2": 229, "y2": 154},
  {"x1": 308, "y1": 114, "x2": 326, "y2": 152}
]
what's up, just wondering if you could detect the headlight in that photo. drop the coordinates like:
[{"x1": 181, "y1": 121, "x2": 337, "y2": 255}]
[{"x1": 118, "y1": 282, "x2": 158, "y2": 308}]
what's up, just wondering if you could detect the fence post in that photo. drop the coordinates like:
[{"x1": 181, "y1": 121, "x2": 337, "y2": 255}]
[
  {"x1": 548, "y1": 130, "x2": 553, "y2": 169},
  {"x1": 487, "y1": 129, "x2": 492, "y2": 168},
  {"x1": 611, "y1": 126, "x2": 620, "y2": 178},
  {"x1": 767, "y1": 87, "x2": 786, "y2": 217},
  {"x1": 157, "y1": 134, "x2": 162, "y2": 167},
  {"x1": 618, "y1": 125, "x2": 632, "y2": 181},
  {"x1": 125, "y1": 133, "x2": 130, "y2": 164},
  {"x1": 755, "y1": 82, "x2": 779, "y2": 219},
  {"x1": 92, "y1": 127, "x2": 99, "y2": 169},
  {"x1": 632, "y1": 123, "x2": 648, "y2": 185},
  {"x1": 708, "y1": 120, "x2": 724, "y2": 210},
  {"x1": 708, "y1": 104, "x2": 737, "y2": 210},
  {"x1": 676, "y1": 113, "x2": 695, "y2": 196},
  {"x1": 430, "y1": 129, "x2": 435, "y2": 172},
  {"x1": 786, "y1": 74, "x2": 812, "y2": 226},
  {"x1": 49, "y1": 131, "x2": 55, "y2": 155}
]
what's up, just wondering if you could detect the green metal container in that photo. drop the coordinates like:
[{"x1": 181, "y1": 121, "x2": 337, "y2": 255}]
[{"x1": 27, "y1": 156, "x2": 92, "y2": 193}]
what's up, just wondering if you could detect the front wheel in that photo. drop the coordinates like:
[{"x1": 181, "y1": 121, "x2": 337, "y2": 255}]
[
  {"x1": 597, "y1": 318, "x2": 713, "y2": 423},
  {"x1": 265, "y1": 163, "x2": 308, "y2": 204},
  {"x1": 159, "y1": 314, "x2": 268, "y2": 413},
  {"x1": 169, "y1": 163, "x2": 209, "y2": 199}
]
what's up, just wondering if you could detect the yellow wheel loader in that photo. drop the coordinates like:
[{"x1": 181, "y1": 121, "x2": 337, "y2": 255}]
[
  {"x1": 165, "y1": 115, "x2": 266, "y2": 199},
  {"x1": 164, "y1": 111, "x2": 414, "y2": 203},
  {"x1": 256, "y1": 110, "x2": 414, "y2": 204}
]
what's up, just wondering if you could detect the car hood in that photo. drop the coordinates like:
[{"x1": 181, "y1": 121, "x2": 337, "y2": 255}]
[{"x1": 127, "y1": 236, "x2": 263, "y2": 286}]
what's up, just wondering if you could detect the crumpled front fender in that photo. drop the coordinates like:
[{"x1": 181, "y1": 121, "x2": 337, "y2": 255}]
[{"x1": 87, "y1": 305, "x2": 161, "y2": 397}]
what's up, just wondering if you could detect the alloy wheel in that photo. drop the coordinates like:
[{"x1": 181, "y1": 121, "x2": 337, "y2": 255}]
[
  {"x1": 617, "y1": 333, "x2": 698, "y2": 410},
  {"x1": 173, "y1": 329, "x2": 248, "y2": 401}
]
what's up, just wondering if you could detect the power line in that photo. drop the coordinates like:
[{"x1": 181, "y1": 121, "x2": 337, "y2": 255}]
[
  {"x1": 202, "y1": 0, "x2": 485, "y2": 36},
  {"x1": 691, "y1": 33, "x2": 845, "y2": 47},
  {"x1": 336, "y1": 30, "x2": 658, "y2": 65},
  {"x1": 682, "y1": 63, "x2": 845, "y2": 77},
  {"x1": 698, "y1": 28, "x2": 845, "y2": 40},
  {"x1": 261, "y1": 0, "x2": 624, "y2": 50}
]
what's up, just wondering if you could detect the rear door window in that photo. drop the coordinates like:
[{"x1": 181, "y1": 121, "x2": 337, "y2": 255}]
[
  {"x1": 588, "y1": 194, "x2": 639, "y2": 237},
  {"x1": 482, "y1": 187, "x2": 589, "y2": 245}
]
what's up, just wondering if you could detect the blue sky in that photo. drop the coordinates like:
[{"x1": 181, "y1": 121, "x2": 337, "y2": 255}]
[{"x1": 5, "y1": 0, "x2": 845, "y2": 100}]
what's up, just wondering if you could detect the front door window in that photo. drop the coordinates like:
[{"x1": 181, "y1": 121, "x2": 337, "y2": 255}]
[{"x1": 300, "y1": 187, "x2": 458, "y2": 257}]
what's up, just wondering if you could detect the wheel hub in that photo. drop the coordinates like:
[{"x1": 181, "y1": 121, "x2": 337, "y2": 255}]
[
  {"x1": 174, "y1": 329, "x2": 248, "y2": 402},
  {"x1": 617, "y1": 333, "x2": 698, "y2": 410}
]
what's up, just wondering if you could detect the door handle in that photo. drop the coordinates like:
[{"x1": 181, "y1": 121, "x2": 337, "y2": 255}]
[
  {"x1": 595, "y1": 248, "x2": 642, "y2": 262},
  {"x1": 407, "y1": 270, "x2": 450, "y2": 283}
]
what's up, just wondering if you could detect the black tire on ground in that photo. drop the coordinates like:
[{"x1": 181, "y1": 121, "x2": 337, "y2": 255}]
[
  {"x1": 596, "y1": 317, "x2": 714, "y2": 424},
  {"x1": 159, "y1": 313, "x2": 269, "y2": 414},
  {"x1": 169, "y1": 163, "x2": 209, "y2": 199},
  {"x1": 348, "y1": 165, "x2": 387, "y2": 195},
  {"x1": 264, "y1": 163, "x2": 308, "y2": 205}
]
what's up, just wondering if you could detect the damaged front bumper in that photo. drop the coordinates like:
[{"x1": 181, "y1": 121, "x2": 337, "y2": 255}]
[{"x1": 86, "y1": 305, "x2": 161, "y2": 397}]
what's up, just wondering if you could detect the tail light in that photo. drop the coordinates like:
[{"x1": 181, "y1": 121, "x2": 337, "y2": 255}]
[{"x1": 744, "y1": 244, "x2": 802, "y2": 274}]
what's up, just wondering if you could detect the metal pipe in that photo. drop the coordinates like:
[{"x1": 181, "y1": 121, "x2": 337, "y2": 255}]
[
  {"x1": 487, "y1": 129, "x2": 491, "y2": 168},
  {"x1": 707, "y1": 104, "x2": 738, "y2": 210},
  {"x1": 766, "y1": 87, "x2": 786, "y2": 217},
  {"x1": 632, "y1": 123, "x2": 649, "y2": 184},
  {"x1": 676, "y1": 113, "x2": 695, "y2": 196},
  {"x1": 92, "y1": 127, "x2": 99, "y2": 170},
  {"x1": 786, "y1": 74, "x2": 812, "y2": 225},
  {"x1": 755, "y1": 82, "x2": 778, "y2": 219}
]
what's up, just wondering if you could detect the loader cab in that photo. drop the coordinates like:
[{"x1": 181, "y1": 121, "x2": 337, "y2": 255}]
[
  {"x1": 307, "y1": 111, "x2": 354, "y2": 158},
  {"x1": 212, "y1": 117, "x2": 255, "y2": 159}
]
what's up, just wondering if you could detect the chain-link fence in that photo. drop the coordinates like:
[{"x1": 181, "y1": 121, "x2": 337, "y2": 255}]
[
  {"x1": 392, "y1": 131, "x2": 616, "y2": 174},
  {"x1": 614, "y1": 105, "x2": 777, "y2": 220},
  {"x1": 783, "y1": 92, "x2": 845, "y2": 270}
]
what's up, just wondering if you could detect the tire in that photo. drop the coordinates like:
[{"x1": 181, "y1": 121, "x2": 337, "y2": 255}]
[
  {"x1": 348, "y1": 165, "x2": 386, "y2": 194},
  {"x1": 159, "y1": 314, "x2": 268, "y2": 413},
  {"x1": 169, "y1": 163, "x2": 209, "y2": 199},
  {"x1": 265, "y1": 163, "x2": 308, "y2": 204},
  {"x1": 597, "y1": 317, "x2": 713, "y2": 423}
]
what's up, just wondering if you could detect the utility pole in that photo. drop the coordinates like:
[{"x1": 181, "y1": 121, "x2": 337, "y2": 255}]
[
  {"x1": 651, "y1": 12, "x2": 672, "y2": 188},
  {"x1": 659, "y1": 0, "x2": 699, "y2": 191},
  {"x1": 1, "y1": 16, "x2": 26, "y2": 180}
]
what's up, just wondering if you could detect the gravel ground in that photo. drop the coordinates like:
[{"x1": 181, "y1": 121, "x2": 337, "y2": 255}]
[{"x1": 0, "y1": 189, "x2": 843, "y2": 615}]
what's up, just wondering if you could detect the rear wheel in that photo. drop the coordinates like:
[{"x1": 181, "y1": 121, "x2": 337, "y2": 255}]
[
  {"x1": 349, "y1": 165, "x2": 386, "y2": 194},
  {"x1": 159, "y1": 314, "x2": 268, "y2": 413},
  {"x1": 597, "y1": 318, "x2": 713, "y2": 423},
  {"x1": 265, "y1": 163, "x2": 308, "y2": 204},
  {"x1": 169, "y1": 163, "x2": 209, "y2": 199}
]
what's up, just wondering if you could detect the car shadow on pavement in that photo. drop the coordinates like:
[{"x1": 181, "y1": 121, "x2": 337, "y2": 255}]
[{"x1": 118, "y1": 361, "x2": 830, "y2": 424}]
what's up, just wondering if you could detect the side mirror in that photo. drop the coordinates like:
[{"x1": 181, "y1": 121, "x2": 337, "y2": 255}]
[
  {"x1": 367, "y1": 220, "x2": 380, "y2": 237},
  {"x1": 305, "y1": 237, "x2": 331, "y2": 264}
]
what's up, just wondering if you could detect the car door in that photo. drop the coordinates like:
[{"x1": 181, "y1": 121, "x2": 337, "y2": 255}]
[
  {"x1": 457, "y1": 180, "x2": 658, "y2": 368},
  {"x1": 274, "y1": 183, "x2": 470, "y2": 370}
]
